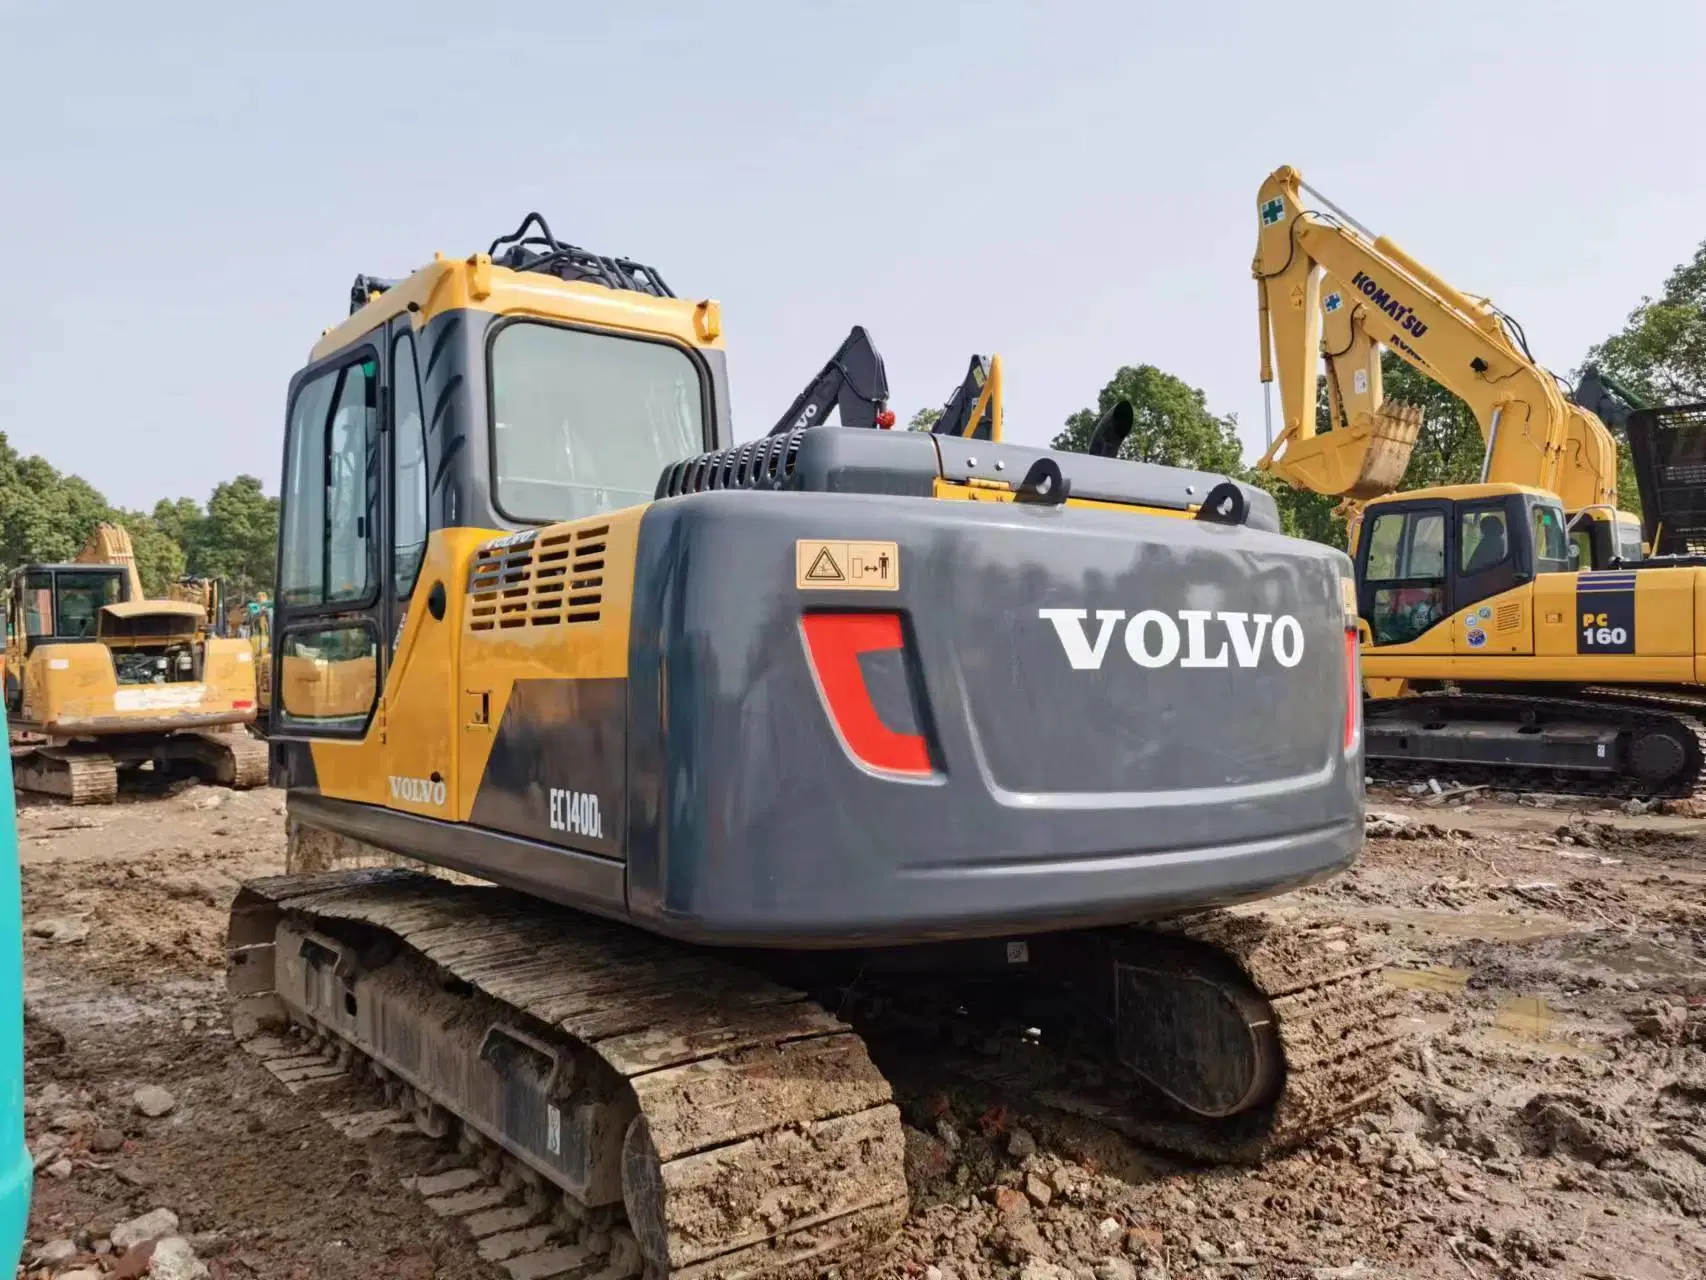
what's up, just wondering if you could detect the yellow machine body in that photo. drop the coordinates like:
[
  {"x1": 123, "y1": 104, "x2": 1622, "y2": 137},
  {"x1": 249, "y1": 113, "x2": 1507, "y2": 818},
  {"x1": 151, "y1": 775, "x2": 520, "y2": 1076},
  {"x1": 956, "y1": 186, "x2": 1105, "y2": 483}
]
[{"x1": 6, "y1": 531, "x2": 264, "y2": 801}]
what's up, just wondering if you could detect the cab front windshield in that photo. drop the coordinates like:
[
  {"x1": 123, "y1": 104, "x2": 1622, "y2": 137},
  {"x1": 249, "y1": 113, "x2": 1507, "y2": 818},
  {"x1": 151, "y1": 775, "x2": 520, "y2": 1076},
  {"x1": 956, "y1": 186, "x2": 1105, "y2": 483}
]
[
  {"x1": 490, "y1": 321, "x2": 707, "y2": 523},
  {"x1": 23, "y1": 569, "x2": 125, "y2": 640}
]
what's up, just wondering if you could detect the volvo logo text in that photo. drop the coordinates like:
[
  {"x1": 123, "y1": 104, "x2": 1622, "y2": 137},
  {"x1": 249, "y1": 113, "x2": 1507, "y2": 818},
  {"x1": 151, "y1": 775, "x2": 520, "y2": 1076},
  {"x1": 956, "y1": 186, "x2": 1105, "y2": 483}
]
[
  {"x1": 389, "y1": 774, "x2": 447, "y2": 806},
  {"x1": 1037, "y1": 608, "x2": 1305, "y2": 670}
]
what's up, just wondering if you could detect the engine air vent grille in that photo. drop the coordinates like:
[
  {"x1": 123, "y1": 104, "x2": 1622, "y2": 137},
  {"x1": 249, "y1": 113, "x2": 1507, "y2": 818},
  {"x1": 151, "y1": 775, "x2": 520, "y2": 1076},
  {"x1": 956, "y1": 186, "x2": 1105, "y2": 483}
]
[
  {"x1": 467, "y1": 525, "x2": 607, "y2": 631},
  {"x1": 656, "y1": 430, "x2": 804, "y2": 498}
]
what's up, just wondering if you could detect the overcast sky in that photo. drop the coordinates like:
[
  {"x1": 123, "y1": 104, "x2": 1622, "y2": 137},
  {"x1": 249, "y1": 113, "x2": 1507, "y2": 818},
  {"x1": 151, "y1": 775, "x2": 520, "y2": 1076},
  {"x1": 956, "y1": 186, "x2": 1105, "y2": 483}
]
[{"x1": 2, "y1": 0, "x2": 1701, "y2": 510}]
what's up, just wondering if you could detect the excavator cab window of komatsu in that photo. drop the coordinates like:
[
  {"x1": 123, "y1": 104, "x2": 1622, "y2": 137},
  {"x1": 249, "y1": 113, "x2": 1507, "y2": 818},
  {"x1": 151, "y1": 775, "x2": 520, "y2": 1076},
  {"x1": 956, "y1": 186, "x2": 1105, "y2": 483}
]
[
  {"x1": 1363, "y1": 507, "x2": 1447, "y2": 645},
  {"x1": 489, "y1": 321, "x2": 706, "y2": 524},
  {"x1": 1459, "y1": 508, "x2": 1510, "y2": 577}
]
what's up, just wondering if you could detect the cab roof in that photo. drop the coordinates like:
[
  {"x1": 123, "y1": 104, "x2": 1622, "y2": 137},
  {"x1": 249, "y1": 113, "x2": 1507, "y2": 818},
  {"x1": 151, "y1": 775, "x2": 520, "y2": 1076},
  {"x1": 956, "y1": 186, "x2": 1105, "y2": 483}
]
[
  {"x1": 312, "y1": 254, "x2": 725, "y2": 364},
  {"x1": 1364, "y1": 482, "x2": 1556, "y2": 507}
]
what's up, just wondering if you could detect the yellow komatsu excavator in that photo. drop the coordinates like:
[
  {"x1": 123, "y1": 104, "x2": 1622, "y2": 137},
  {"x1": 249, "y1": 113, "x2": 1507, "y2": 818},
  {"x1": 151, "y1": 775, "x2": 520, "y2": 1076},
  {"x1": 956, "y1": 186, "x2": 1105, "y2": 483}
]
[
  {"x1": 224, "y1": 214, "x2": 1393, "y2": 1278},
  {"x1": 1254, "y1": 164, "x2": 1706, "y2": 797},
  {"x1": 5, "y1": 523, "x2": 267, "y2": 802},
  {"x1": 1254, "y1": 165, "x2": 1642, "y2": 567}
]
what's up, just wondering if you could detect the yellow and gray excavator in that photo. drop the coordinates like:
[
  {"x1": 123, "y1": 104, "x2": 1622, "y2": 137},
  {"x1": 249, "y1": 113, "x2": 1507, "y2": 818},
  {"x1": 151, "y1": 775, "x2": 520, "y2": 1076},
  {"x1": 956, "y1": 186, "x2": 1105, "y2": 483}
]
[
  {"x1": 5, "y1": 523, "x2": 266, "y2": 802},
  {"x1": 225, "y1": 213, "x2": 1394, "y2": 1278},
  {"x1": 1255, "y1": 163, "x2": 1706, "y2": 797}
]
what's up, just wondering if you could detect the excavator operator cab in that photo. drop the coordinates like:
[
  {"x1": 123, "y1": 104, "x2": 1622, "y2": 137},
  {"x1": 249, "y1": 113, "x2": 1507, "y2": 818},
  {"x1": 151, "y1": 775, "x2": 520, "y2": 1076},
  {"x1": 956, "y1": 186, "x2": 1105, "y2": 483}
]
[
  {"x1": 270, "y1": 214, "x2": 729, "y2": 735},
  {"x1": 1568, "y1": 506, "x2": 1645, "y2": 571},
  {"x1": 1352, "y1": 483, "x2": 1570, "y2": 647},
  {"x1": 7, "y1": 565, "x2": 129, "y2": 651},
  {"x1": 3, "y1": 565, "x2": 130, "y2": 712}
]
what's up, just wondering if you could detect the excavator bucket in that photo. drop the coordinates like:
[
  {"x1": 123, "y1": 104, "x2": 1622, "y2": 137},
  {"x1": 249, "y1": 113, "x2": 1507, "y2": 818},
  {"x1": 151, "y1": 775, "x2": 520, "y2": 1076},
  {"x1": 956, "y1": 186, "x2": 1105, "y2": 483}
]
[
  {"x1": 1265, "y1": 400, "x2": 1423, "y2": 500},
  {"x1": 1352, "y1": 401, "x2": 1425, "y2": 496}
]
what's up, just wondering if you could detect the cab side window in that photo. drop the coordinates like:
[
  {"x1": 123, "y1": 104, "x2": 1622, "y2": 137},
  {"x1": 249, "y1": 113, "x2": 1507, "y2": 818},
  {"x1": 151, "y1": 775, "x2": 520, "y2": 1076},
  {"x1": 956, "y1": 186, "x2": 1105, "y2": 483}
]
[
  {"x1": 22, "y1": 573, "x2": 52, "y2": 638},
  {"x1": 1459, "y1": 505, "x2": 1510, "y2": 576},
  {"x1": 1364, "y1": 508, "x2": 1447, "y2": 645},
  {"x1": 391, "y1": 333, "x2": 429, "y2": 600},
  {"x1": 280, "y1": 359, "x2": 377, "y2": 607}
]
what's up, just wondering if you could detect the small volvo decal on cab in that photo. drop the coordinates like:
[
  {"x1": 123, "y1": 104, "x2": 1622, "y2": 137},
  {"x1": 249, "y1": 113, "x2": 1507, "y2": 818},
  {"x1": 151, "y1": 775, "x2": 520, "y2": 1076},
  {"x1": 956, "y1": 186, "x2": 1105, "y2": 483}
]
[
  {"x1": 1037, "y1": 608, "x2": 1305, "y2": 670},
  {"x1": 389, "y1": 774, "x2": 447, "y2": 806},
  {"x1": 550, "y1": 788, "x2": 604, "y2": 840}
]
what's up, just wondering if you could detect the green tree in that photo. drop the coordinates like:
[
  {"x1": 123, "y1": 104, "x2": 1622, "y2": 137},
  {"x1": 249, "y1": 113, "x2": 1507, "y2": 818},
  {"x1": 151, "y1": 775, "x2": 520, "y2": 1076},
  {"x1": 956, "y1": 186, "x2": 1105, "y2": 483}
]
[
  {"x1": 191, "y1": 475, "x2": 277, "y2": 598},
  {"x1": 0, "y1": 434, "x2": 116, "y2": 569},
  {"x1": 0, "y1": 433, "x2": 276, "y2": 601},
  {"x1": 1052, "y1": 365, "x2": 1244, "y2": 473},
  {"x1": 1380, "y1": 356, "x2": 1485, "y2": 490},
  {"x1": 1583, "y1": 238, "x2": 1706, "y2": 403},
  {"x1": 151, "y1": 496, "x2": 206, "y2": 562},
  {"x1": 1251, "y1": 477, "x2": 1345, "y2": 546},
  {"x1": 907, "y1": 407, "x2": 942, "y2": 432}
]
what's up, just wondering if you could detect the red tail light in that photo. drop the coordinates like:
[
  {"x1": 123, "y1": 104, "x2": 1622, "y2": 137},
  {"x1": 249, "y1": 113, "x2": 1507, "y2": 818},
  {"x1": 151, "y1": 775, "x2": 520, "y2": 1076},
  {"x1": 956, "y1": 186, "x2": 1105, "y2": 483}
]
[
  {"x1": 1343, "y1": 628, "x2": 1361, "y2": 753},
  {"x1": 234, "y1": 700, "x2": 255, "y2": 711},
  {"x1": 800, "y1": 612, "x2": 932, "y2": 776}
]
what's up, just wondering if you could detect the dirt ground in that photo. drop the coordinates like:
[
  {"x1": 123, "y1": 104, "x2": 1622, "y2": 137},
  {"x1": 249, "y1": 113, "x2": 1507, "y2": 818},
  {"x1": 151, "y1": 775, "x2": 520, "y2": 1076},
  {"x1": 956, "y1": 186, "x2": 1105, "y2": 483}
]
[{"x1": 12, "y1": 781, "x2": 1706, "y2": 1280}]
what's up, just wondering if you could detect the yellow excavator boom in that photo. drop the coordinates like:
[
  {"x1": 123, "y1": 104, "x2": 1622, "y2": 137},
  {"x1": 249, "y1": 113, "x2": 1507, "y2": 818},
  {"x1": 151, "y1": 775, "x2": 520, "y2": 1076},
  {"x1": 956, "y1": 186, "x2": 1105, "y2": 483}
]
[
  {"x1": 73, "y1": 523, "x2": 146, "y2": 603},
  {"x1": 1252, "y1": 165, "x2": 1618, "y2": 518}
]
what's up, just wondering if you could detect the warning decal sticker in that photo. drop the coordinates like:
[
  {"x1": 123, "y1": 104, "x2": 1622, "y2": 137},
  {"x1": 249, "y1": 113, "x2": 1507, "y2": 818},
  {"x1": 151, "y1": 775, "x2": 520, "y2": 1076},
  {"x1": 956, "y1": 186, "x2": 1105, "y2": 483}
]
[{"x1": 795, "y1": 540, "x2": 899, "y2": 591}]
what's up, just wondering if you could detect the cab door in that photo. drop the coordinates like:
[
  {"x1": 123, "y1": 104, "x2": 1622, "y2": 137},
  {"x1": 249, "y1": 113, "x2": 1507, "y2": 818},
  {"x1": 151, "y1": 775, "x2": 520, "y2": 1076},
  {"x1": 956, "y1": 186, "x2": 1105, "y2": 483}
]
[
  {"x1": 269, "y1": 343, "x2": 387, "y2": 802},
  {"x1": 1357, "y1": 500, "x2": 1452, "y2": 652},
  {"x1": 1449, "y1": 497, "x2": 1532, "y2": 656},
  {"x1": 374, "y1": 317, "x2": 456, "y2": 819}
]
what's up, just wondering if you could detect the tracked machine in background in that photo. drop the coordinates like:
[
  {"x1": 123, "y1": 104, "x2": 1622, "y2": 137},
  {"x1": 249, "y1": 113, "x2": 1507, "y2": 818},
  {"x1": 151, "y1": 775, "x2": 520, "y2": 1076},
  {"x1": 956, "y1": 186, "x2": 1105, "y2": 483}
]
[
  {"x1": 1577, "y1": 368, "x2": 1706, "y2": 562},
  {"x1": 228, "y1": 213, "x2": 1395, "y2": 1278},
  {"x1": 1254, "y1": 164, "x2": 1706, "y2": 799},
  {"x1": 5, "y1": 524, "x2": 265, "y2": 803}
]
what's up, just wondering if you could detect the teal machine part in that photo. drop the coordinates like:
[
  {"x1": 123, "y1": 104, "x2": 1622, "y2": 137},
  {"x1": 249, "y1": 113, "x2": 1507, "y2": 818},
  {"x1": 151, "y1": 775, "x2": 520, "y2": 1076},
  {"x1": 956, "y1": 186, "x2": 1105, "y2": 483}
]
[{"x1": 0, "y1": 703, "x2": 28, "y2": 1270}]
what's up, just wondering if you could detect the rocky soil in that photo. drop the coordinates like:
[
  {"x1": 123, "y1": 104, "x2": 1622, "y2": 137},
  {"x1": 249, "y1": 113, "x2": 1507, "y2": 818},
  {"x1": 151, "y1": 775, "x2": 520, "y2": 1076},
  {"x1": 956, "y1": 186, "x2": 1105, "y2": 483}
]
[{"x1": 12, "y1": 780, "x2": 1706, "y2": 1279}]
